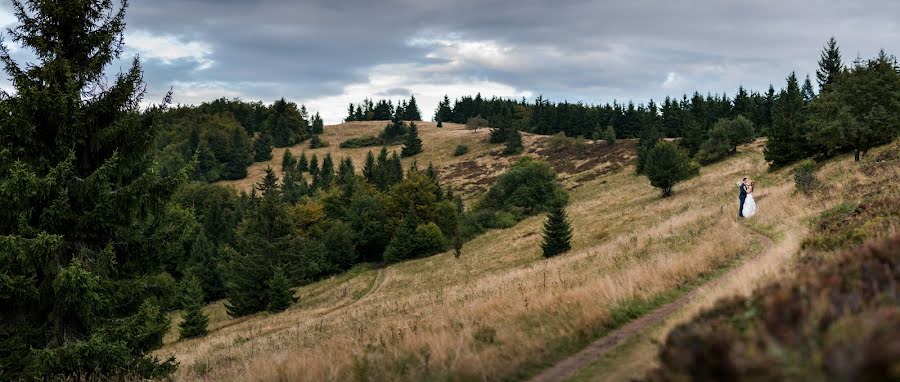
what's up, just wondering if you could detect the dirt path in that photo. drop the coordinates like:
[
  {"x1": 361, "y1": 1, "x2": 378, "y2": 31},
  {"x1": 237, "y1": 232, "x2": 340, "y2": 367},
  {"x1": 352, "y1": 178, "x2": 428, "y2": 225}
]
[
  {"x1": 528, "y1": 231, "x2": 775, "y2": 382},
  {"x1": 318, "y1": 267, "x2": 387, "y2": 317}
]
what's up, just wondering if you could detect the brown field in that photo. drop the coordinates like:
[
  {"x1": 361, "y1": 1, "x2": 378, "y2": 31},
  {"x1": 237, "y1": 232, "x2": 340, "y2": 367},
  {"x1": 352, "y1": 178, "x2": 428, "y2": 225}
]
[{"x1": 163, "y1": 125, "x2": 876, "y2": 381}]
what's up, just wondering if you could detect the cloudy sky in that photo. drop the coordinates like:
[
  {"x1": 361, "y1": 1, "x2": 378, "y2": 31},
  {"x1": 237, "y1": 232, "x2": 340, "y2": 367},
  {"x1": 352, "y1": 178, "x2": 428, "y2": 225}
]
[{"x1": 1, "y1": 1, "x2": 898, "y2": 123}]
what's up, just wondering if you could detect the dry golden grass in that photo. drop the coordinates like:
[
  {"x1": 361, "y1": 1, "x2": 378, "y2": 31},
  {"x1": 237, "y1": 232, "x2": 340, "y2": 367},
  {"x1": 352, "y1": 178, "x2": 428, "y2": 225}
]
[
  {"x1": 158, "y1": 139, "x2": 849, "y2": 382},
  {"x1": 566, "y1": 145, "x2": 896, "y2": 382}
]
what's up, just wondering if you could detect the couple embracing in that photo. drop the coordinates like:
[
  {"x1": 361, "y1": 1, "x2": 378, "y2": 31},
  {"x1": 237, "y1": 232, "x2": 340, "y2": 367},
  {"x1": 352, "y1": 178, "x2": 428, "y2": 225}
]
[{"x1": 738, "y1": 177, "x2": 757, "y2": 218}]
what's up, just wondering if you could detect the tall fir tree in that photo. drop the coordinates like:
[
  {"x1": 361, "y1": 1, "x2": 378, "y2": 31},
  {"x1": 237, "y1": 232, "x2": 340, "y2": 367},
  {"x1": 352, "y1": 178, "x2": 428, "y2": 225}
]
[
  {"x1": 404, "y1": 95, "x2": 422, "y2": 120},
  {"x1": 541, "y1": 203, "x2": 573, "y2": 258},
  {"x1": 179, "y1": 276, "x2": 209, "y2": 340},
  {"x1": 503, "y1": 128, "x2": 524, "y2": 155},
  {"x1": 0, "y1": 0, "x2": 181, "y2": 378},
  {"x1": 816, "y1": 37, "x2": 843, "y2": 91},
  {"x1": 186, "y1": 231, "x2": 225, "y2": 301},
  {"x1": 401, "y1": 122, "x2": 424, "y2": 157},
  {"x1": 765, "y1": 72, "x2": 812, "y2": 167},
  {"x1": 226, "y1": 126, "x2": 252, "y2": 179},
  {"x1": 801, "y1": 74, "x2": 817, "y2": 103},
  {"x1": 281, "y1": 150, "x2": 296, "y2": 175},
  {"x1": 363, "y1": 150, "x2": 376, "y2": 183},
  {"x1": 297, "y1": 152, "x2": 309, "y2": 173},
  {"x1": 311, "y1": 112, "x2": 325, "y2": 134},
  {"x1": 318, "y1": 153, "x2": 335, "y2": 189},
  {"x1": 254, "y1": 131, "x2": 274, "y2": 161},
  {"x1": 266, "y1": 267, "x2": 295, "y2": 312}
]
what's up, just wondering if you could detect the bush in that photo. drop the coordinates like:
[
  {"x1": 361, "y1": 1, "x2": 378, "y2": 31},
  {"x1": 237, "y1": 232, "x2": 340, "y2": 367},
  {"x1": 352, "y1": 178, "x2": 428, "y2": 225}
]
[
  {"x1": 644, "y1": 141, "x2": 699, "y2": 197},
  {"x1": 465, "y1": 115, "x2": 489, "y2": 132},
  {"x1": 413, "y1": 223, "x2": 446, "y2": 255},
  {"x1": 479, "y1": 157, "x2": 568, "y2": 215},
  {"x1": 602, "y1": 125, "x2": 616, "y2": 145},
  {"x1": 309, "y1": 135, "x2": 328, "y2": 149},
  {"x1": 696, "y1": 116, "x2": 756, "y2": 164},
  {"x1": 453, "y1": 144, "x2": 470, "y2": 156},
  {"x1": 794, "y1": 159, "x2": 819, "y2": 194},
  {"x1": 546, "y1": 132, "x2": 588, "y2": 153},
  {"x1": 340, "y1": 135, "x2": 380, "y2": 148}
]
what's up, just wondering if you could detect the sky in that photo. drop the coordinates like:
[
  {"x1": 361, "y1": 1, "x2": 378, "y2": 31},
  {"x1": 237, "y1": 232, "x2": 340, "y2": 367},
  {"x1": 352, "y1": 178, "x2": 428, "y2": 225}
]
[{"x1": 1, "y1": 1, "x2": 898, "y2": 124}]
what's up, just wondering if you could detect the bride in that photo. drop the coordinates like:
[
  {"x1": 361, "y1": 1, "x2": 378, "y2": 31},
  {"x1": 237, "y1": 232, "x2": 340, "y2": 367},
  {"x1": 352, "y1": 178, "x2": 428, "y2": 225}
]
[{"x1": 742, "y1": 181, "x2": 757, "y2": 218}]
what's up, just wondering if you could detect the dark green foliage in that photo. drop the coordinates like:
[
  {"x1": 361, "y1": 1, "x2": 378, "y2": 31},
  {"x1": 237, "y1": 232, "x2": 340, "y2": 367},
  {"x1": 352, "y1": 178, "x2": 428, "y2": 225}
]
[
  {"x1": 179, "y1": 277, "x2": 209, "y2": 340},
  {"x1": 254, "y1": 132, "x2": 274, "y2": 161},
  {"x1": 479, "y1": 157, "x2": 568, "y2": 215},
  {"x1": 309, "y1": 154, "x2": 320, "y2": 176},
  {"x1": 381, "y1": 120, "x2": 408, "y2": 144},
  {"x1": 345, "y1": 187, "x2": 390, "y2": 261},
  {"x1": 340, "y1": 135, "x2": 381, "y2": 148},
  {"x1": 384, "y1": 216, "x2": 446, "y2": 263},
  {"x1": 696, "y1": 116, "x2": 756, "y2": 164},
  {"x1": 816, "y1": 36, "x2": 843, "y2": 91},
  {"x1": 0, "y1": 0, "x2": 181, "y2": 378},
  {"x1": 298, "y1": 152, "x2": 309, "y2": 172},
  {"x1": 807, "y1": 51, "x2": 900, "y2": 161},
  {"x1": 186, "y1": 232, "x2": 225, "y2": 301},
  {"x1": 282, "y1": 150, "x2": 296, "y2": 175},
  {"x1": 794, "y1": 159, "x2": 819, "y2": 195},
  {"x1": 309, "y1": 134, "x2": 328, "y2": 149},
  {"x1": 503, "y1": 128, "x2": 524, "y2": 155},
  {"x1": 346, "y1": 96, "x2": 420, "y2": 122},
  {"x1": 266, "y1": 267, "x2": 295, "y2": 312},
  {"x1": 436, "y1": 119, "x2": 443, "y2": 128},
  {"x1": 602, "y1": 125, "x2": 617, "y2": 145},
  {"x1": 337, "y1": 157, "x2": 356, "y2": 186},
  {"x1": 324, "y1": 221, "x2": 358, "y2": 270},
  {"x1": 765, "y1": 72, "x2": 812, "y2": 167},
  {"x1": 282, "y1": 170, "x2": 307, "y2": 204},
  {"x1": 541, "y1": 204, "x2": 573, "y2": 258},
  {"x1": 318, "y1": 153, "x2": 335, "y2": 189},
  {"x1": 801, "y1": 74, "x2": 817, "y2": 102},
  {"x1": 401, "y1": 122, "x2": 423, "y2": 157},
  {"x1": 644, "y1": 141, "x2": 700, "y2": 197},
  {"x1": 453, "y1": 144, "x2": 470, "y2": 156},
  {"x1": 636, "y1": 125, "x2": 663, "y2": 175},
  {"x1": 403, "y1": 95, "x2": 422, "y2": 121},
  {"x1": 311, "y1": 112, "x2": 325, "y2": 134},
  {"x1": 266, "y1": 98, "x2": 308, "y2": 147},
  {"x1": 363, "y1": 151, "x2": 376, "y2": 182}
]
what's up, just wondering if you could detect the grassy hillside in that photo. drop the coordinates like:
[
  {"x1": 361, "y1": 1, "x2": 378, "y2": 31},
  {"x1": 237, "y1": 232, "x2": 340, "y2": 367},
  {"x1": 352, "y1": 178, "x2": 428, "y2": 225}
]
[
  {"x1": 214, "y1": 121, "x2": 635, "y2": 202},
  {"x1": 160, "y1": 124, "x2": 894, "y2": 381}
]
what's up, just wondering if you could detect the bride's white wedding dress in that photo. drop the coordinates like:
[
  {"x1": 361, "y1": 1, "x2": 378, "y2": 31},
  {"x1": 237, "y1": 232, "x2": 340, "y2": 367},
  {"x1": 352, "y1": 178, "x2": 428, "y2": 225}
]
[{"x1": 742, "y1": 193, "x2": 757, "y2": 218}]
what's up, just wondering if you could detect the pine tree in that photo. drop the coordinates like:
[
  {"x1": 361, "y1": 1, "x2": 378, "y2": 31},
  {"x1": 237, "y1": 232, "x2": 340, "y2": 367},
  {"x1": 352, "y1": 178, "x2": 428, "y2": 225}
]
[
  {"x1": 337, "y1": 157, "x2": 356, "y2": 186},
  {"x1": 404, "y1": 95, "x2": 422, "y2": 120},
  {"x1": 254, "y1": 132, "x2": 274, "y2": 161},
  {"x1": 266, "y1": 267, "x2": 295, "y2": 312},
  {"x1": 226, "y1": 127, "x2": 252, "y2": 179},
  {"x1": 282, "y1": 150, "x2": 296, "y2": 175},
  {"x1": 186, "y1": 232, "x2": 225, "y2": 301},
  {"x1": 311, "y1": 112, "x2": 325, "y2": 134},
  {"x1": 319, "y1": 153, "x2": 335, "y2": 188},
  {"x1": 816, "y1": 37, "x2": 843, "y2": 91},
  {"x1": 436, "y1": 119, "x2": 443, "y2": 128},
  {"x1": 401, "y1": 122, "x2": 424, "y2": 157},
  {"x1": 179, "y1": 276, "x2": 209, "y2": 340},
  {"x1": 0, "y1": 1, "x2": 180, "y2": 378},
  {"x1": 801, "y1": 74, "x2": 816, "y2": 103},
  {"x1": 298, "y1": 152, "x2": 309, "y2": 173},
  {"x1": 346, "y1": 103, "x2": 356, "y2": 122},
  {"x1": 309, "y1": 154, "x2": 320, "y2": 177},
  {"x1": 541, "y1": 203, "x2": 573, "y2": 258},
  {"x1": 765, "y1": 73, "x2": 811, "y2": 166},
  {"x1": 503, "y1": 128, "x2": 524, "y2": 155},
  {"x1": 363, "y1": 151, "x2": 376, "y2": 183}
]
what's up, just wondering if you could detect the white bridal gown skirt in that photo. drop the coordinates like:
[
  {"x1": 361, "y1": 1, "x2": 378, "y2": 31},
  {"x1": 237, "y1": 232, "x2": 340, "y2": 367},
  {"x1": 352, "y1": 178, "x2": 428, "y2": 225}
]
[{"x1": 742, "y1": 195, "x2": 757, "y2": 218}]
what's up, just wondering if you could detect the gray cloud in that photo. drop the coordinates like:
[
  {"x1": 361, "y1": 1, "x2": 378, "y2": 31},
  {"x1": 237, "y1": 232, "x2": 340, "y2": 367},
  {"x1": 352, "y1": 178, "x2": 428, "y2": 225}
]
[{"x1": 1, "y1": 0, "x2": 898, "y2": 122}]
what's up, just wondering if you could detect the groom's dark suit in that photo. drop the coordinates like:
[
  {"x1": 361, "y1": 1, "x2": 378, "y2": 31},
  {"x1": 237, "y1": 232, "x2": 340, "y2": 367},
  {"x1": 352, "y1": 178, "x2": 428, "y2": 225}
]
[{"x1": 738, "y1": 183, "x2": 747, "y2": 217}]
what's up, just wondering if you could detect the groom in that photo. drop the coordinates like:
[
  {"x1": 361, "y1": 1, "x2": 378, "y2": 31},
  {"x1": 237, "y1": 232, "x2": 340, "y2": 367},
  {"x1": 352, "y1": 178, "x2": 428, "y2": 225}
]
[{"x1": 738, "y1": 177, "x2": 748, "y2": 218}]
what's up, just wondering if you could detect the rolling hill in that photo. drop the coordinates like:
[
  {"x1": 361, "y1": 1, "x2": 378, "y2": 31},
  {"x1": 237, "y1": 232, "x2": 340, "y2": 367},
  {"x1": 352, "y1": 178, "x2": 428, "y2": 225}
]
[{"x1": 161, "y1": 122, "x2": 897, "y2": 381}]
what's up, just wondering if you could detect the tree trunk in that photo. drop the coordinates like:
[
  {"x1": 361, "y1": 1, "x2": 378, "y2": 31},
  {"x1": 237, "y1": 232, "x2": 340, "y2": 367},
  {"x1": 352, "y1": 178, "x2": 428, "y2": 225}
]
[{"x1": 855, "y1": 149, "x2": 860, "y2": 161}]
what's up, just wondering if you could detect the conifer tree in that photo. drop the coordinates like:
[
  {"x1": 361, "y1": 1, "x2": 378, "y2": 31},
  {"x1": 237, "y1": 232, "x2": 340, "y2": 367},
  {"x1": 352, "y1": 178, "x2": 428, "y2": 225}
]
[
  {"x1": 404, "y1": 95, "x2": 422, "y2": 120},
  {"x1": 226, "y1": 127, "x2": 252, "y2": 179},
  {"x1": 541, "y1": 203, "x2": 573, "y2": 258},
  {"x1": 401, "y1": 122, "x2": 424, "y2": 157},
  {"x1": 179, "y1": 276, "x2": 209, "y2": 340},
  {"x1": 503, "y1": 128, "x2": 524, "y2": 155},
  {"x1": 346, "y1": 103, "x2": 356, "y2": 122},
  {"x1": 266, "y1": 267, "x2": 295, "y2": 312},
  {"x1": 298, "y1": 152, "x2": 309, "y2": 173},
  {"x1": 0, "y1": 0, "x2": 181, "y2": 378},
  {"x1": 319, "y1": 153, "x2": 335, "y2": 188},
  {"x1": 254, "y1": 132, "x2": 274, "y2": 161},
  {"x1": 311, "y1": 112, "x2": 325, "y2": 134},
  {"x1": 389, "y1": 152, "x2": 404, "y2": 186},
  {"x1": 186, "y1": 231, "x2": 225, "y2": 301},
  {"x1": 309, "y1": 154, "x2": 320, "y2": 177},
  {"x1": 337, "y1": 157, "x2": 356, "y2": 186},
  {"x1": 816, "y1": 37, "x2": 843, "y2": 91},
  {"x1": 282, "y1": 150, "x2": 296, "y2": 175},
  {"x1": 765, "y1": 73, "x2": 811, "y2": 166},
  {"x1": 282, "y1": 170, "x2": 305, "y2": 204},
  {"x1": 363, "y1": 150, "x2": 376, "y2": 183},
  {"x1": 801, "y1": 74, "x2": 816, "y2": 103},
  {"x1": 436, "y1": 119, "x2": 443, "y2": 128}
]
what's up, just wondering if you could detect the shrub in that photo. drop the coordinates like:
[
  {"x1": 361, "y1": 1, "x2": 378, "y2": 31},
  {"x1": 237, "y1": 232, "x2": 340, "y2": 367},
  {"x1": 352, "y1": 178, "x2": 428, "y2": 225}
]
[
  {"x1": 309, "y1": 135, "x2": 328, "y2": 149},
  {"x1": 479, "y1": 157, "x2": 568, "y2": 215},
  {"x1": 602, "y1": 125, "x2": 616, "y2": 145},
  {"x1": 179, "y1": 276, "x2": 208, "y2": 340},
  {"x1": 644, "y1": 141, "x2": 699, "y2": 197},
  {"x1": 413, "y1": 223, "x2": 447, "y2": 255},
  {"x1": 546, "y1": 132, "x2": 588, "y2": 153},
  {"x1": 340, "y1": 135, "x2": 380, "y2": 148},
  {"x1": 453, "y1": 144, "x2": 470, "y2": 156},
  {"x1": 794, "y1": 159, "x2": 819, "y2": 194},
  {"x1": 465, "y1": 115, "x2": 489, "y2": 132},
  {"x1": 503, "y1": 129, "x2": 524, "y2": 155}
]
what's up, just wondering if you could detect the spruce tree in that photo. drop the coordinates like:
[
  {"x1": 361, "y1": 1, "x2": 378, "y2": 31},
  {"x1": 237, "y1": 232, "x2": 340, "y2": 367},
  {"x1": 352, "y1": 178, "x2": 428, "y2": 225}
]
[
  {"x1": 266, "y1": 267, "x2": 295, "y2": 312},
  {"x1": 816, "y1": 37, "x2": 843, "y2": 91},
  {"x1": 187, "y1": 231, "x2": 225, "y2": 301},
  {"x1": 541, "y1": 203, "x2": 573, "y2": 258},
  {"x1": 298, "y1": 152, "x2": 309, "y2": 173},
  {"x1": 309, "y1": 154, "x2": 320, "y2": 177},
  {"x1": 254, "y1": 132, "x2": 274, "y2": 161},
  {"x1": 0, "y1": 0, "x2": 179, "y2": 378},
  {"x1": 363, "y1": 150, "x2": 376, "y2": 183},
  {"x1": 765, "y1": 73, "x2": 811, "y2": 166},
  {"x1": 319, "y1": 153, "x2": 335, "y2": 188},
  {"x1": 801, "y1": 74, "x2": 816, "y2": 103},
  {"x1": 311, "y1": 112, "x2": 325, "y2": 134},
  {"x1": 337, "y1": 157, "x2": 356, "y2": 186},
  {"x1": 179, "y1": 276, "x2": 209, "y2": 340},
  {"x1": 401, "y1": 122, "x2": 424, "y2": 157},
  {"x1": 282, "y1": 150, "x2": 296, "y2": 175},
  {"x1": 404, "y1": 95, "x2": 422, "y2": 120},
  {"x1": 346, "y1": 103, "x2": 356, "y2": 122},
  {"x1": 503, "y1": 128, "x2": 524, "y2": 155},
  {"x1": 226, "y1": 127, "x2": 252, "y2": 179},
  {"x1": 436, "y1": 119, "x2": 443, "y2": 128}
]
